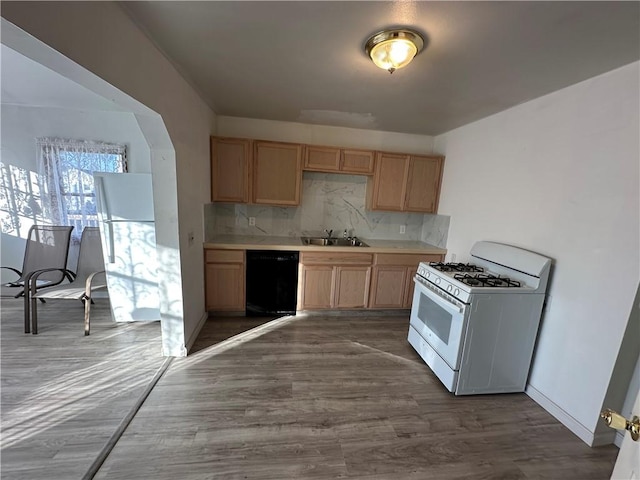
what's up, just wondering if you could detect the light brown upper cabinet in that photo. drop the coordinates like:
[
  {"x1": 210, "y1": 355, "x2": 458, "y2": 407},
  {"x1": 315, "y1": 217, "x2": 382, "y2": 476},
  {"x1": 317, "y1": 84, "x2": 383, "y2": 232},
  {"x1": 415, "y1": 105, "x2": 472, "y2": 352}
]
[
  {"x1": 304, "y1": 145, "x2": 341, "y2": 172},
  {"x1": 367, "y1": 152, "x2": 444, "y2": 213},
  {"x1": 404, "y1": 155, "x2": 444, "y2": 213},
  {"x1": 210, "y1": 137, "x2": 250, "y2": 203},
  {"x1": 304, "y1": 145, "x2": 375, "y2": 175},
  {"x1": 341, "y1": 149, "x2": 375, "y2": 174},
  {"x1": 368, "y1": 152, "x2": 410, "y2": 211},
  {"x1": 253, "y1": 141, "x2": 303, "y2": 206}
]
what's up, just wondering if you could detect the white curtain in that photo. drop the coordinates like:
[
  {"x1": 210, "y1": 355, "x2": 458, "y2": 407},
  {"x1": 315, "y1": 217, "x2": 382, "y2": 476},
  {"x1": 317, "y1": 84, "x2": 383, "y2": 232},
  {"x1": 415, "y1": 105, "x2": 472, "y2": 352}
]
[{"x1": 37, "y1": 137, "x2": 127, "y2": 242}]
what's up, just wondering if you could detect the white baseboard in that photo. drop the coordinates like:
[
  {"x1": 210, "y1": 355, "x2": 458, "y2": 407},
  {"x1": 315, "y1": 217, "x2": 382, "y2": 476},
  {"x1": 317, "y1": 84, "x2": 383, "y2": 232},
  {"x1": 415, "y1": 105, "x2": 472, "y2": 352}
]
[
  {"x1": 162, "y1": 343, "x2": 187, "y2": 357},
  {"x1": 185, "y1": 311, "x2": 209, "y2": 354},
  {"x1": 526, "y1": 383, "x2": 607, "y2": 447},
  {"x1": 593, "y1": 430, "x2": 618, "y2": 447}
]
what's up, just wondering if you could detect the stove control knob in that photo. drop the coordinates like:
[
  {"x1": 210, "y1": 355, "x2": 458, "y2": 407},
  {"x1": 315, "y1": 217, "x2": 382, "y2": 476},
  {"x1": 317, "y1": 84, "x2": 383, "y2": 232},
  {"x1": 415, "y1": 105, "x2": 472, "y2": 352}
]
[
  {"x1": 447, "y1": 285, "x2": 453, "y2": 292},
  {"x1": 425, "y1": 271, "x2": 430, "y2": 278},
  {"x1": 454, "y1": 288, "x2": 460, "y2": 296},
  {"x1": 435, "y1": 278, "x2": 441, "y2": 285}
]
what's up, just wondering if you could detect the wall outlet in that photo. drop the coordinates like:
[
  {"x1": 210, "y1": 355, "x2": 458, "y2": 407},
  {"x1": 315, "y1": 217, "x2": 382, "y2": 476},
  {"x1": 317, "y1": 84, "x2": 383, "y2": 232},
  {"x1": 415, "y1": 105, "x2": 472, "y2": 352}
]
[
  {"x1": 399, "y1": 225, "x2": 406, "y2": 234},
  {"x1": 451, "y1": 253, "x2": 457, "y2": 262},
  {"x1": 249, "y1": 217, "x2": 256, "y2": 226}
]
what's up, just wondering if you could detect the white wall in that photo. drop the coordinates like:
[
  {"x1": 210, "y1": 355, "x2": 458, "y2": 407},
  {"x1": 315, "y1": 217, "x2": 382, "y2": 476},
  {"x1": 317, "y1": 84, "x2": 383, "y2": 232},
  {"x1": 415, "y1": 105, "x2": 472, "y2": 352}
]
[
  {"x1": 1, "y1": 2, "x2": 216, "y2": 356},
  {"x1": 217, "y1": 116, "x2": 435, "y2": 155},
  {"x1": 0, "y1": 104, "x2": 151, "y2": 282},
  {"x1": 434, "y1": 62, "x2": 640, "y2": 444},
  {"x1": 1, "y1": 105, "x2": 150, "y2": 175}
]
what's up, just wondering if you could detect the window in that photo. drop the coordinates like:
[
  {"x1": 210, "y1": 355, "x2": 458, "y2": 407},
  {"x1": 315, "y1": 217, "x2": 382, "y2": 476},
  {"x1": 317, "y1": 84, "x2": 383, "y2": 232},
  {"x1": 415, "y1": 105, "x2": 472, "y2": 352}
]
[{"x1": 38, "y1": 138, "x2": 127, "y2": 241}]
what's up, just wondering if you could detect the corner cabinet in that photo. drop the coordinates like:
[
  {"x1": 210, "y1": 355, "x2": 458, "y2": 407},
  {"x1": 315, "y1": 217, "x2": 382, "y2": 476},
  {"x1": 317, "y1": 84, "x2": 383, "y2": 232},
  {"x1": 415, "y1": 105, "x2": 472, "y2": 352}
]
[
  {"x1": 367, "y1": 152, "x2": 444, "y2": 213},
  {"x1": 253, "y1": 141, "x2": 302, "y2": 206},
  {"x1": 298, "y1": 252, "x2": 372, "y2": 310},
  {"x1": 210, "y1": 137, "x2": 250, "y2": 203},
  {"x1": 205, "y1": 249, "x2": 245, "y2": 311},
  {"x1": 369, "y1": 253, "x2": 443, "y2": 309}
]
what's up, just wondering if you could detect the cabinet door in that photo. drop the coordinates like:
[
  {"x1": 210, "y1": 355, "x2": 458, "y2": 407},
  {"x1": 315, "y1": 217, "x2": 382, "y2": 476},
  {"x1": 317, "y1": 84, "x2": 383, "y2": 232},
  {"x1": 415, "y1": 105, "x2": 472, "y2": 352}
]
[
  {"x1": 205, "y1": 263, "x2": 245, "y2": 311},
  {"x1": 253, "y1": 141, "x2": 302, "y2": 206},
  {"x1": 404, "y1": 155, "x2": 444, "y2": 213},
  {"x1": 334, "y1": 266, "x2": 371, "y2": 308},
  {"x1": 369, "y1": 152, "x2": 410, "y2": 211},
  {"x1": 211, "y1": 137, "x2": 250, "y2": 203},
  {"x1": 304, "y1": 145, "x2": 340, "y2": 172},
  {"x1": 341, "y1": 149, "x2": 375, "y2": 174},
  {"x1": 403, "y1": 267, "x2": 418, "y2": 308},
  {"x1": 300, "y1": 266, "x2": 334, "y2": 309},
  {"x1": 368, "y1": 265, "x2": 408, "y2": 308}
]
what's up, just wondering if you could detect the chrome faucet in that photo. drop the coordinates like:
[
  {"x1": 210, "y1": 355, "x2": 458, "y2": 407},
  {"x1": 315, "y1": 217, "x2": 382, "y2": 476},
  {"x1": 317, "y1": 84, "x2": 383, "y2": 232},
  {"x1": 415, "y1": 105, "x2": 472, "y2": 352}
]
[{"x1": 324, "y1": 229, "x2": 333, "y2": 239}]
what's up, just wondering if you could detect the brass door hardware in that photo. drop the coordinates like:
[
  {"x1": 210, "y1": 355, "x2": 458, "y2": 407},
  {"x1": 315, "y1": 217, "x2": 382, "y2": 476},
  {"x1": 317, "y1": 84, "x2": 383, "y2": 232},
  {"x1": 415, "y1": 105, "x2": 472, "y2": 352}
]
[{"x1": 600, "y1": 409, "x2": 640, "y2": 441}]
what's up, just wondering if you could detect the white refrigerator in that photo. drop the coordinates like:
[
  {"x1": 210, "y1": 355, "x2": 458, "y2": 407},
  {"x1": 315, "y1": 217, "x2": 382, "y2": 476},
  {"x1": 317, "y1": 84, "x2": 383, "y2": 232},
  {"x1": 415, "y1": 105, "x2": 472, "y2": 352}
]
[{"x1": 94, "y1": 172, "x2": 160, "y2": 323}]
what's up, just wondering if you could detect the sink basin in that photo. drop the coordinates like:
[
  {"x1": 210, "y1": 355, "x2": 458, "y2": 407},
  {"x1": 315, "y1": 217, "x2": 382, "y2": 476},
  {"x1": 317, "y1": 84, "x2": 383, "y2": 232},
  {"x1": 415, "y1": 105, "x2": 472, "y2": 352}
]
[{"x1": 301, "y1": 237, "x2": 369, "y2": 247}]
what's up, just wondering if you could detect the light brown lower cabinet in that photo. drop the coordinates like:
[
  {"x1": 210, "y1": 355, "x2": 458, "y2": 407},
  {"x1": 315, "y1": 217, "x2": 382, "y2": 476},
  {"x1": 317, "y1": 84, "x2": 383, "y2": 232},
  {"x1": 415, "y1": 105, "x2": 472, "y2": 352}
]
[
  {"x1": 299, "y1": 252, "x2": 372, "y2": 310},
  {"x1": 298, "y1": 266, "x2": 334, "y2": 309},
  {"x1": 204, "y1": 248, "x2": 444, "y2": 312},
  {"x1": 368, "y1": 265, "x2": 409, "y2": 308},
  {"x1": 205, "y1": 249, "x2": 245, "y2": 311},
  {"x1": 369, "y1": 253, "x2": 443, "y2": 309},
  {"x1": 334, "y1": 266, "x2": 371, "y2": 308}
]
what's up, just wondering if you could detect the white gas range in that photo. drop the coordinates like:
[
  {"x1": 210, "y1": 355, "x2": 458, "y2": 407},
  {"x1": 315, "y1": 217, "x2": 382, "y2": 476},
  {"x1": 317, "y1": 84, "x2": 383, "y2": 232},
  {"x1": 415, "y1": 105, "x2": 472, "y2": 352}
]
[{"x1": 408, "y1": 241, "x2": 552, "y2": 395}]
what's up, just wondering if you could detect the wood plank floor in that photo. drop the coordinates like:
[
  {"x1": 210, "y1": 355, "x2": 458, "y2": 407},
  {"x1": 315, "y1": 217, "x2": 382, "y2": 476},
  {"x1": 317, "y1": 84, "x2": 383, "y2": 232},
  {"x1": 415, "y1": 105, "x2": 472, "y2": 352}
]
[
  {"x1": 0, "y1": 297, "x2": 164, "y2": 480},
  {"x1": 2, "y1": 302, "x2": 618, "y2": 479}
]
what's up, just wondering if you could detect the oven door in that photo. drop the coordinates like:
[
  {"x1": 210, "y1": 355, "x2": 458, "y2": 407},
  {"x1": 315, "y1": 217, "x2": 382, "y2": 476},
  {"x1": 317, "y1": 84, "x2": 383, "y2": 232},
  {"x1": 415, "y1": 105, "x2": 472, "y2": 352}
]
[{"x1": 409, "y1": 275, "x2": 469, "y2": 370}]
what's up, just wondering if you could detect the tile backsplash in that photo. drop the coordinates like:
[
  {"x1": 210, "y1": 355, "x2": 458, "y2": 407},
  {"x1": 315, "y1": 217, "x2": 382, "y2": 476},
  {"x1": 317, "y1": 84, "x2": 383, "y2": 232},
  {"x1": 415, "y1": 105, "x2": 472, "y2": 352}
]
[{"x1": 205, "y1": 172, "x2": 449, "y2": 247}]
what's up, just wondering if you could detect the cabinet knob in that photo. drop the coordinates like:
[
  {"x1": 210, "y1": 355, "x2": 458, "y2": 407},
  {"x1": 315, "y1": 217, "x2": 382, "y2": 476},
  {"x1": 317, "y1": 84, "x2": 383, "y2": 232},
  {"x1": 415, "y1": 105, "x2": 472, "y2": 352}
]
[{"x1": 600, "y1": 409, "x2": 640, "y2": 441}]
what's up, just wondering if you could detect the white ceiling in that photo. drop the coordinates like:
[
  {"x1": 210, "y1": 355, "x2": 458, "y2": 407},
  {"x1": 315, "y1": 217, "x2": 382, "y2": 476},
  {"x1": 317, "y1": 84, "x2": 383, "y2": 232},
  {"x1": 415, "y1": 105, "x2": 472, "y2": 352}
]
[
  {"x1": 2, "y1": 3, "x2": 638, "y2": 135},
  {"x1": 0, "y1": 45, "x2": 129, "y2": 112},
  {"x1": 121, "y1": 1, "x2": 640, "y2": 136}
]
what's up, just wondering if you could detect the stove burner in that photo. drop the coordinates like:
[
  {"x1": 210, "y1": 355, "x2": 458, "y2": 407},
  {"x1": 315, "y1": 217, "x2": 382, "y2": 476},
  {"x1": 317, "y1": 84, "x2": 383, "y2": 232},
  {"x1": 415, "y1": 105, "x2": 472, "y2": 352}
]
[
  {"x1": 453, "y1": 273, "x2": 521, "y2": 288},
  {"x1": 429, "y1": 262, "x2": 484, "y2": 273}
]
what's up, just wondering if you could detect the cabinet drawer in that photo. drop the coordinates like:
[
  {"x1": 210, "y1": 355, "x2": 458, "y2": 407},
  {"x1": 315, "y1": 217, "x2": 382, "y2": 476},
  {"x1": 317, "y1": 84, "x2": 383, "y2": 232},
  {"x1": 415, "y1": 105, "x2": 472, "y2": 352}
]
[
  {"x1": 374, "y1": 253, "x2": 441, "y2": 266},
  {"x1": 205, "y1": 249, "x2": 245, "y2": 264},
  {"x1": 300, "y1": 252, "x2": 373, "y2": 265}
]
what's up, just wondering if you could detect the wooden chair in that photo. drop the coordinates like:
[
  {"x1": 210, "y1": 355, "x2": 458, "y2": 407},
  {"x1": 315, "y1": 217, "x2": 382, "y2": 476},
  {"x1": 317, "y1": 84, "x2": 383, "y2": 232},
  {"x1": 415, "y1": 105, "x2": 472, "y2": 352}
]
[
  {"x1": 1, "y1": 225, "x2": 74, "y2": 333},
  {"x1": 29, "y1": 227, "x2": 108, "y2": 335}
]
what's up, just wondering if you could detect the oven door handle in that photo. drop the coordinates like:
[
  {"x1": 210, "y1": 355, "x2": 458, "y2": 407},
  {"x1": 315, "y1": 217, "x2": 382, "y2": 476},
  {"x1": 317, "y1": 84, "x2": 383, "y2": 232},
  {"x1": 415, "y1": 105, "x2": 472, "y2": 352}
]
[{"x1": 414, "y1": 275, "x2": 464, "y2": 314}]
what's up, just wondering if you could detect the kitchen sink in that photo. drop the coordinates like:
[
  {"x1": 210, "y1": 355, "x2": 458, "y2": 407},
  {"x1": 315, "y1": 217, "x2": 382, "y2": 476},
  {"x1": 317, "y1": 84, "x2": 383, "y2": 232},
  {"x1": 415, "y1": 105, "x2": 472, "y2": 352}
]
[{"x1": 301, "y1": 237, "x2": 369, "y2": 247}]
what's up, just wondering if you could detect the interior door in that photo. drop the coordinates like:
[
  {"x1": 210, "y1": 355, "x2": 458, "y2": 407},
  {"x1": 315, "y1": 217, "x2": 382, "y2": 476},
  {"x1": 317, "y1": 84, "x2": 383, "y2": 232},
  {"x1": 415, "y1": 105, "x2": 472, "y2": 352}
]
[{"x1": 610, "y1": 387, "x2": 640, "y2": 479}]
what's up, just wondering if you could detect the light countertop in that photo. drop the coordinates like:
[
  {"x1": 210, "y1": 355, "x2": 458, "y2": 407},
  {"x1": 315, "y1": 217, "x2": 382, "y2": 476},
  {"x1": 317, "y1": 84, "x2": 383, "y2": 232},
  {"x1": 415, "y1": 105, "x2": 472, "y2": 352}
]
[{"x1": 204, "y1": 235, "x2": 447, "y2": 255}]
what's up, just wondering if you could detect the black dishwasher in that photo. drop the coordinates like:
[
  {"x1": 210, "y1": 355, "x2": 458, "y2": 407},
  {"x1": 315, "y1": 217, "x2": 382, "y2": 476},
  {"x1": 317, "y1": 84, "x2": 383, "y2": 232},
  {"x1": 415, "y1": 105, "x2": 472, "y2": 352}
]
[{"x1": 246, "y1": 250, "x2": 299, "y2": 316}]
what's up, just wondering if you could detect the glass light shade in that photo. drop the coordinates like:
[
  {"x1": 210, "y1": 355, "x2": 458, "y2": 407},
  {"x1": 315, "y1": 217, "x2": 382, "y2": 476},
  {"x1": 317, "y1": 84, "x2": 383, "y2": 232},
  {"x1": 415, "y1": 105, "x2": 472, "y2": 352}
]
[
  {"x1": 369, "y1": 38, "x2": 418, "y2": 72},
  {"x1": 365, "y1": 29, "x2": 424, "y2": 74}
]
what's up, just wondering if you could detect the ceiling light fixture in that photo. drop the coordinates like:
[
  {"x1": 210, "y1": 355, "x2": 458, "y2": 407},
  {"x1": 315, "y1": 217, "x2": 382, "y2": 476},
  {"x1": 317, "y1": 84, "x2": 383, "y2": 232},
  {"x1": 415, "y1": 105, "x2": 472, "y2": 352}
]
[{"x1": 365, "y1": 28, "x2": 424, "y2": 74}]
